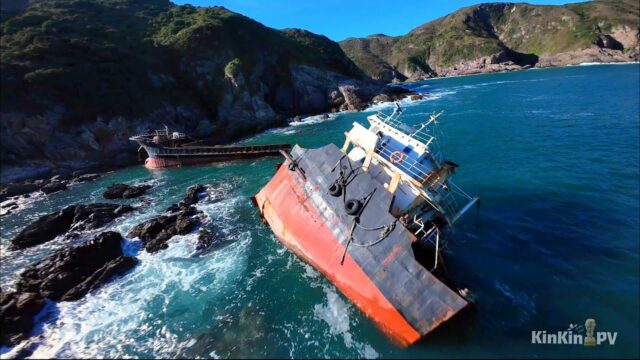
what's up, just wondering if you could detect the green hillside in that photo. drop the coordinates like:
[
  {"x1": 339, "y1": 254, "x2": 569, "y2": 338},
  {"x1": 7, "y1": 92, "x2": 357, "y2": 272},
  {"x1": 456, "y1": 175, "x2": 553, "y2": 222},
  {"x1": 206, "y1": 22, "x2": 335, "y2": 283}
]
[
  {"x1": 340, "y1": 0, "x2": 640, "y2": 80},
  {"x1": 0, "y1": 0, "x2": 363, "y2": 127}
]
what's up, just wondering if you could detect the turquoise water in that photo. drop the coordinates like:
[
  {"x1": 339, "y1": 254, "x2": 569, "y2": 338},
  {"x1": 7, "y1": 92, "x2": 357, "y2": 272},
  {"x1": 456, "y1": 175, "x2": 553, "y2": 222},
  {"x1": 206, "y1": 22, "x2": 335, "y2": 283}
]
[{"x1": 1, "y1": 64, "x2": 638, "y2": 358}]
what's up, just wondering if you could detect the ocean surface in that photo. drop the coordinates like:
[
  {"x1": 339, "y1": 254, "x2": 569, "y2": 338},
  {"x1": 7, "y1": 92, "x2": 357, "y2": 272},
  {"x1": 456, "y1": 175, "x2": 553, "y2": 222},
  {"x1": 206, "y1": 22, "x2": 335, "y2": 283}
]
[{"x1": 1, "y1": 64, "x2": 638, "y2": 359}]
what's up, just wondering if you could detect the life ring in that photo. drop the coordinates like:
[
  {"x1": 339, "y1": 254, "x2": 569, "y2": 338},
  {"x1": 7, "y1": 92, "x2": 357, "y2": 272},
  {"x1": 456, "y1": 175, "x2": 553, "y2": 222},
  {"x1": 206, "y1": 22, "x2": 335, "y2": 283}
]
[{"x1": 389, "y1": 151, "x2": 405, "y2": 164}]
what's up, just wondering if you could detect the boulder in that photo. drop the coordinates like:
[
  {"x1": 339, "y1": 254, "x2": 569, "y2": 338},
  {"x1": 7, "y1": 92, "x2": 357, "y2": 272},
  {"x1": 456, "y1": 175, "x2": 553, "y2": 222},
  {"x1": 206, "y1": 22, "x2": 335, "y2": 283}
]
[
  {"x1": 40, "y1": 181, "x2": 68, "y2": 194},
  {"x1": 166, "y1": 184, "x2": 206, "y2": 212},
  {"x1": 130, "y1": 184, "x2": 208, "y2": 253},
  {"x1": 0, "y1": 291, "x2": 46, "y2": 346},
  {"x1": 183, "y1": 184, "x2": 205, "y2": 207},
  {"x1": 0, "y1": 183, "x2": 40, "y2": 200},
  {"x1": 11, "y1": 203, "x2": 134, "y2": 249},
  {"x1": 11, "y1": 206, "x2": 76, "y2": 249},
  {"x1": 73, "y1": 173, "x2": 101, "y2": 183},
  {"x1": 372, "y1": 94, "x2": 391, "y2": 103},
  {"x1": 16, "y1": 231, "x2": 138, "y2": 301},
  {"x1": 195, "y1": 228, "x2": 223, "y2": 252},
  {"x1": 103, "y1": 183, "x2": 152, "y2": 199},
  {"x1": 128, "y1": 209, "x2": 199, "y2": 253},
  {"x1": 50, "y1": 174, "x2": 71, "y2": 182}
]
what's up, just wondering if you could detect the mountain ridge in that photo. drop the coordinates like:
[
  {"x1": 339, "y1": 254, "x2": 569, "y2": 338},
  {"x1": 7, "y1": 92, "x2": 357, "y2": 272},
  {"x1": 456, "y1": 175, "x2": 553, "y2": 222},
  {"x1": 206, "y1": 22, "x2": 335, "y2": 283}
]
[{"x1": 339, "y1": 0, "x2": 639, "y2": 81}]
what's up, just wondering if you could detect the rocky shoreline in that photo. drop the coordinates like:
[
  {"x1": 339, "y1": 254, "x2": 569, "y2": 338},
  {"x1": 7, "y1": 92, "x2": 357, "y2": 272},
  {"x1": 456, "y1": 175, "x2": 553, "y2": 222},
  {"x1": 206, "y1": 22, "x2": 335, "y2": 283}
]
[
  {"x1": 417, "y1": 50, "x2": 638, "y2": 80},
  {"x1": 1, "y1": 182, "x2": 217, "y2": 348},
  {"x1": 0, "y1": 83, "x2": 416, "y2": 187}
]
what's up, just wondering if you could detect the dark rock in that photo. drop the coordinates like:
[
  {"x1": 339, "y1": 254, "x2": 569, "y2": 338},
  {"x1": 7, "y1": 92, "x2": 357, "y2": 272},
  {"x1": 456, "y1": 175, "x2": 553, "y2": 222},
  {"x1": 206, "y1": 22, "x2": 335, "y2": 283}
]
[
  {"x1": 196, "y1": 228, "x2": 222, "y2": 251},
  {"x1": 183, "y1": 184, "x2": 205, "y2": 207},
  {"x1": 50, "y1": 174, "x2": 71, "y2": 182},
  {"x1": 2, "y1": 201, "x2": 18, "y2": 209},
  {"x1": 127, "y1": 212, "x2": 198, "y2": 253},
  {"x1": 11, "y1": 206, "x2": 76, "y2": 249},
  {"x1": 61, "y1": 256, "x2": 138, "y2": 301},
  {"x1": 103, "y1": 183, "x2": 152, "y2": 199},
  {"x1": 175, "y1": 212, "x2": 197, "y2": 234},
  {"x1": 410, "y1": 94, "x2": 423, "y2": 101},
  {"x1": 73, "y1": 173, "x2": 101, "y2": 183},
  {"x1": 594, "y1": 34, "x2": 624, "y2": 51},
  {"x1": 131, "y1": 185, "x2": 208, "y2": 253},
  {"x1": 16, "y1": 231, "x2": 136, "y2": 301},
  {"x1": 40, "y1": 181, "x2": 68, "y2": 194},
  {"x1": 372, "y1": 94, "x2": 391, "y2": 103},
  {"x1": 71, "y1": 203, "x2": 134, "y2": 232},
  {"x1": 166, "y1": 184, "x2": 206, "y2": 212},
  {"x1": 128, "y1": 214, "x2": 177, "y2": 243},
  {"x1": 12, "y1": 203, "x2": 134, "y2": 249},
  {"x1": 0, "y1": 291, "x2": 46, "y2": 346},
  {"x1": 0, "y1": 183, "x2": 40, "y2": 200}
]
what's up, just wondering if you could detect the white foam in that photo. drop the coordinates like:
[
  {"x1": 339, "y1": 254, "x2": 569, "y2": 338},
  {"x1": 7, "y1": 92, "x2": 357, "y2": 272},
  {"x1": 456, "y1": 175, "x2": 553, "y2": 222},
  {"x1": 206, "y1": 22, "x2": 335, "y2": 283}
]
[
  {"x1": 572, "y1": 61, "x2": 639, "y2": 66},
  {"x1": 27, "y1": 188, "x2": 254, "y2": 358},
  {"x1": 0, "y1": 191, "x2": 46, "y2": 217},
  {"x1": 289, "y1": 113, "x2": 338, "y2": 127},
  {"x1": 313, "y1": 285, "x2": 379, "y2": 359}
]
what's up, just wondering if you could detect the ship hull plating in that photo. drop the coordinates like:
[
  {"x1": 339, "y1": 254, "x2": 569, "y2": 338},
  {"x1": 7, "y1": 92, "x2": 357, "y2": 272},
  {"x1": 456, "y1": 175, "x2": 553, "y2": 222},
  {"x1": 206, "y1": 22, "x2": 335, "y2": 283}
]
[
  {"x1": 143, "y1": 153, "x2": 281, "y2": 169},
  {"x1": 254, "y1": 144, "x2": 468, "y2": 346},
  {"x1": 254, "y1": 162, "x2": 421, "y2": 346}
]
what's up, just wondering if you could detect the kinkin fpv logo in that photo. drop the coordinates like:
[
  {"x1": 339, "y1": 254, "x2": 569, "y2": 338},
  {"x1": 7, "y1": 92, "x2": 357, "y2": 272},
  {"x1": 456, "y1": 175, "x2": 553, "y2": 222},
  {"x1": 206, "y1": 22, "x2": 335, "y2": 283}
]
[{"x1": 531, "y1": 318, "x2": 618, "y2": 346}]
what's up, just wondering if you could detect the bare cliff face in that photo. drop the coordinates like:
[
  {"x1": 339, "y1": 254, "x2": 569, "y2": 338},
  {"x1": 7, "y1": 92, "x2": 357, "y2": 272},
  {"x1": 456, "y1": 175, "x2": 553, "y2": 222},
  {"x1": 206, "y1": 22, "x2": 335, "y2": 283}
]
[
  {"x1": 340, "y1": 1, "x2": 640, "y2": 80},
  {"x1": 0, "y1": 1, "x2": 390, "y2": 182}
]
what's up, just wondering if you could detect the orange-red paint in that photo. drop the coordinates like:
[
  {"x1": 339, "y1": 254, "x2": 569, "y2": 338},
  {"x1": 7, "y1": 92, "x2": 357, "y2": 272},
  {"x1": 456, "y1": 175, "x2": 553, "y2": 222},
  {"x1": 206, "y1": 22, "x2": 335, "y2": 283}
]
[{"x1": 255, "y1": 164, "x2": 422, "y2": 347}]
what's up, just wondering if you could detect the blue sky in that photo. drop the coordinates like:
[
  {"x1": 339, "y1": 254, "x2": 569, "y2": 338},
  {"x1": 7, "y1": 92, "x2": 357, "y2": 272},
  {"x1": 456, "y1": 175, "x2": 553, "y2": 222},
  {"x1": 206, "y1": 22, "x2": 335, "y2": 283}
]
[{"x1": 173, "y1": 0, "x2": 574, "y2": 41}]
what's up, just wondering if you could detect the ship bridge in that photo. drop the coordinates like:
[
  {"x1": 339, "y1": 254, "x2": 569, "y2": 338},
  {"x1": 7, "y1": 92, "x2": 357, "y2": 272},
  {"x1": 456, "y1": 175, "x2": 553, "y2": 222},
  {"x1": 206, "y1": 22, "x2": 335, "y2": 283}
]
[{"x1": 341, "y1": 107, "x2": 478, "y2": 227}]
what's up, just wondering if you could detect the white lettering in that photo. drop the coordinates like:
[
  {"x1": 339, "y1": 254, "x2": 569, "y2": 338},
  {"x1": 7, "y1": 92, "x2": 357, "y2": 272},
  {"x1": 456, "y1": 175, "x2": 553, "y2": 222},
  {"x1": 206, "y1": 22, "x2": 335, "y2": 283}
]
[
  {"x1": 597, "y1": 332, "x2": 607, "y2": 345},
  {"x1": 532, "y1": 331, "x2": 543, "y2": 344},
  {"x1": 558, "y1": 331, "x2": 568, "y2": 344},
  {"x1": 607, "y1": 332, "x2": 618, "y2": 345}
]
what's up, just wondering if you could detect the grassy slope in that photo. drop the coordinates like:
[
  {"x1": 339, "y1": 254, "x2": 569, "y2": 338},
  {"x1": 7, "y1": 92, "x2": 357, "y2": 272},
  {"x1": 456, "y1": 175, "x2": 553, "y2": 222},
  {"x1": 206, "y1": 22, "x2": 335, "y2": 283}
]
[
  {"x1": 0, "y1": 0, "x2": 363, "y2": 125},
  {"x1": 340, "y1": 0, "x2": 639, "y2": 79}
]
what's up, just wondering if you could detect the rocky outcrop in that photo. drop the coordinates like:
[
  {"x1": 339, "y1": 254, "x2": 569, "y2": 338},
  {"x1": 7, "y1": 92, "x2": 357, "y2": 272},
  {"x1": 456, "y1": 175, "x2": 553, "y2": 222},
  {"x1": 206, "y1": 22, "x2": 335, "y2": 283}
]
[
  {"x1": 536, "y1": 47, "x2": 638, "y2": 68},
  {"x1": 129, "y1": 184, "x2": 208, "y2": 253},
  {"x1": 40, "y1": 181, "x2": 67, "y2": 195},
  {"x1": 0, "y1": 291, "x2": 46, "y2": 346},
  {"x1": 16, "y1": 231, "x2": 138, "y2": 301},
  {"x1": 435, "y1": 52, "x2": 533, "y2": 77},
  {"x1": 11, "y1": 203, "x2": 134, "y2": 249},
  {"x1": 103, "y1": 183, "x2": 152, "y2": 199},
  {"x1": 0, "y1": 172, "x2": 102, "y2": 201}
]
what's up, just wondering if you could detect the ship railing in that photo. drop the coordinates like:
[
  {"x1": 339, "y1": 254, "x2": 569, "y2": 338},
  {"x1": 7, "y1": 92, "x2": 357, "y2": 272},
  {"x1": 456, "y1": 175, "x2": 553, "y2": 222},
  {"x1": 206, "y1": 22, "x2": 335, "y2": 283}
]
[
  {"x1": 374, "y1": 144, "x2": 432, "y2": 183},
  {"x1": 374, "y1": 111, "x2": 438, "y2": 149},
  {"x1": 130, "y1": 129, "x2": 190, "y2": 140},
  {"x1": 433, "y1": 181, "x2": 479, "y2": 225}
]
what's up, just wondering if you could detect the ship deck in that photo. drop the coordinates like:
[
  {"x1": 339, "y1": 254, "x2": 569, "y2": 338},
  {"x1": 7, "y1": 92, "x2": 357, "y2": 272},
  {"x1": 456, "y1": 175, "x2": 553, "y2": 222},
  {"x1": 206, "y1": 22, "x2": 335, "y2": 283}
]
[{"x1": 255, "y1": 143, "x2": 468, "y2": 345}]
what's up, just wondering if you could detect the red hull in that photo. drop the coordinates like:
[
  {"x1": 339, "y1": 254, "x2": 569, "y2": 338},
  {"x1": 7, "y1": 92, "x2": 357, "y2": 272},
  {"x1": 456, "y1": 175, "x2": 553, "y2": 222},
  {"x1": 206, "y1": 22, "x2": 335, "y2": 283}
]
[
  {"x1": 254, "y1": 163, "x2": 422, "y2": 346},
  {"x1": 144, "y1": 157, "x2": 217, "y2": 169}
]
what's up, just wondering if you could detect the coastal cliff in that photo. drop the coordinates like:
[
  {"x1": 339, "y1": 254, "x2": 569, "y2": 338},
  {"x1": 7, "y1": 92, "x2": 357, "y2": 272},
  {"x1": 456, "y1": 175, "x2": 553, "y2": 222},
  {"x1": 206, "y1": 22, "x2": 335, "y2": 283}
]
[
  {"x1": 1, "y1": 0, "x2": 638, "y2": 182},
  {"x1": 0, "y1": 0, "x2": 393, "y2": 182},
  {"x1": 340, "y1": 0, "x2": 639, "y2": 81}
]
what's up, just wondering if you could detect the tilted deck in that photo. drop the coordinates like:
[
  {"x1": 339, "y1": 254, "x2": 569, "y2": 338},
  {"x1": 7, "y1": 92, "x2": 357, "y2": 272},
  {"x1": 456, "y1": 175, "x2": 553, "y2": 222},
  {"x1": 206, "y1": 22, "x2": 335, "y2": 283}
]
[{"x1": 254, "y1": 143, "x2": 468, "y2": 345}]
